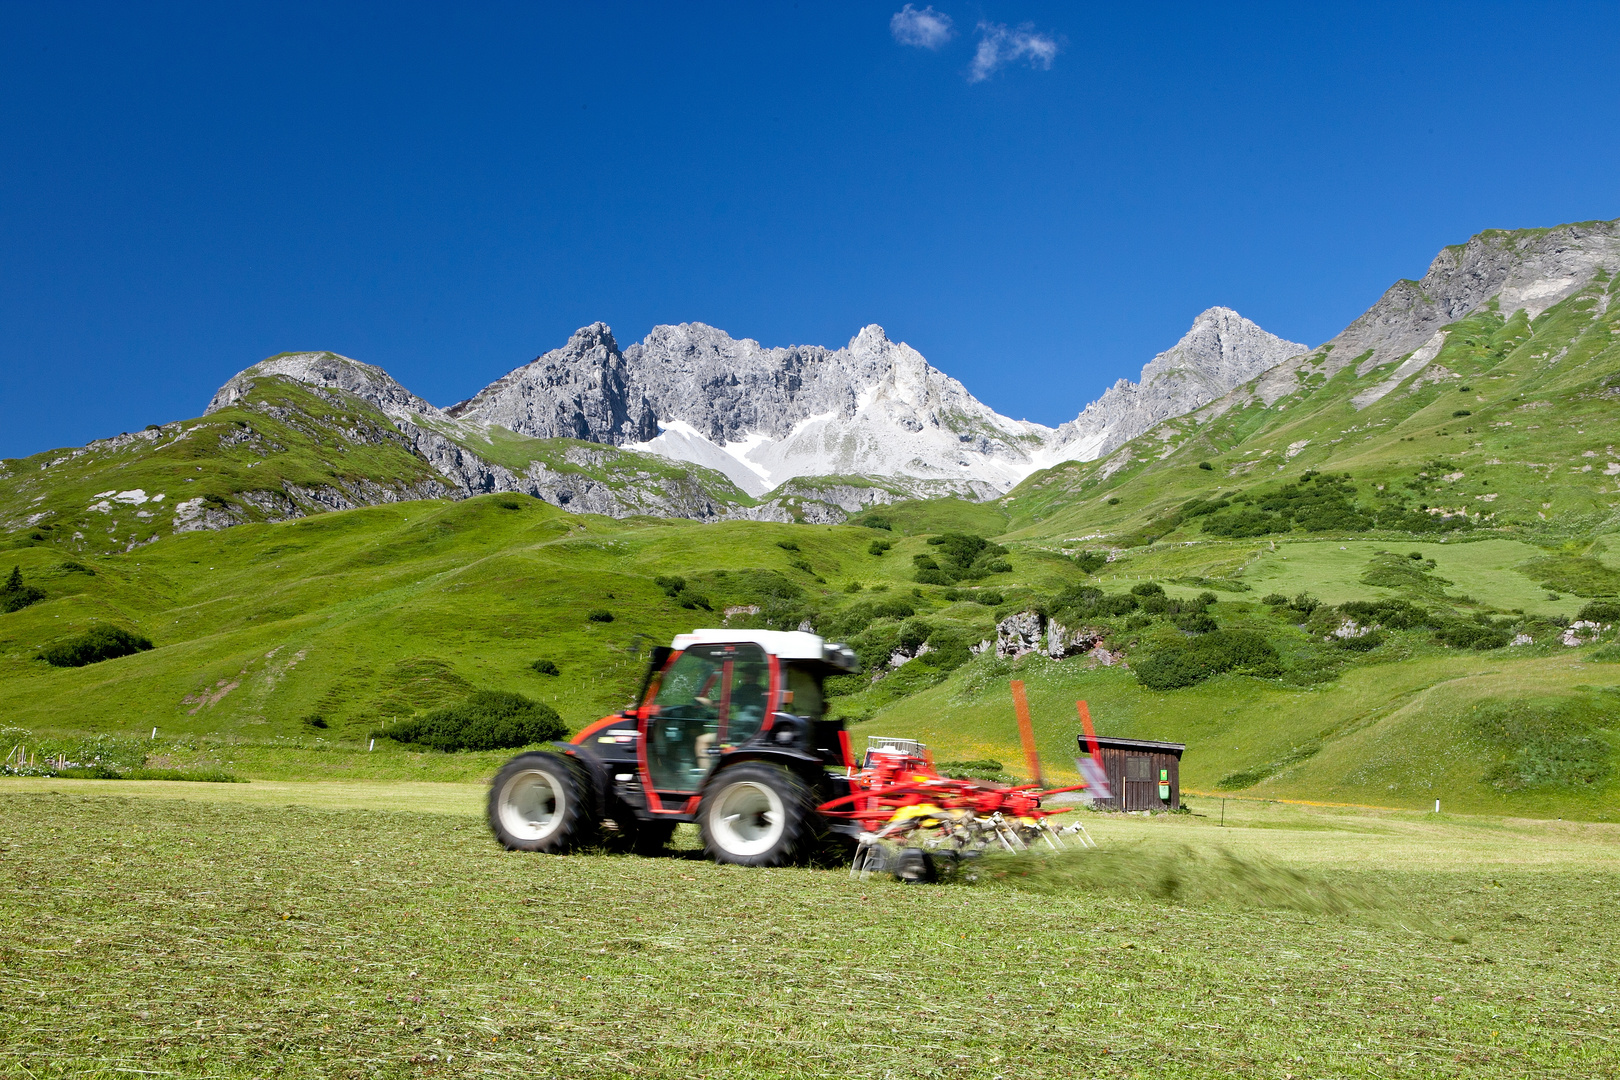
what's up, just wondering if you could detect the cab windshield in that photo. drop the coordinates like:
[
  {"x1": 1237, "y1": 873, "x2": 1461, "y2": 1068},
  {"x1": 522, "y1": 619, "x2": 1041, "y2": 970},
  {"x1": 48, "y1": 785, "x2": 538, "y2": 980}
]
[{"x1": 644, "y1": 643, "x2": 772, "y2": 791}]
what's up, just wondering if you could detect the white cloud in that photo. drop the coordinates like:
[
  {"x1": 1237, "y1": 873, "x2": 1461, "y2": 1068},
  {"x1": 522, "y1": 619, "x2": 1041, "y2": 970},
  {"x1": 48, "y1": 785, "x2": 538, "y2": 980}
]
[
  {"x1": 891, "y1": 4, "x2": 955, "y2": 49},
  {"x1": 968, "y1": 21, "x2": 1059, "y2": 82}
]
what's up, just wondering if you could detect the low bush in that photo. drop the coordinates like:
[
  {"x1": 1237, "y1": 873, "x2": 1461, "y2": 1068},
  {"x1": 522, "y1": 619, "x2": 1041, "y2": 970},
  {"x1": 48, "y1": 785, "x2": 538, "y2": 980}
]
[
  {"x1": 1335, "y1": 598, "x2": 1431, "y2": 630},
  {"x1": 530, "y1": 659, "x2": 560, "y2": 676},
  {"x1": 1577, "y1": 599, "x2": 1620, "y2": 623},
  {"x1": 911, "y1": 533, "x2": 1010, "y2": 584},
  {"x1": 378, "y1": 690, "x2": 567, "y2": 752},
  {"x1": 1261, "y1": 593, "x2": 1288, "y2": 605},
  {"x1": 1073, "y1": 550, "x2": 1108, "y2": 574},
  {"x1": 1135, "y1": 629, "x2": 1281, "y2": 690},
  {"x1": 586, "y1": 609, "x2": 614, "y2": 623},
  {"x1": 1434, "y1": 621, "x2": 1510, "y2": 650},
  {"x1": 37, "y1": 625, "x2": 153, "y2": 667},
  {"x1": 1, "y1": 566, "x2": 45, "y2": 614},
  {"x1": 654, "y1": 575, "x2": 711, "y2": 610}
]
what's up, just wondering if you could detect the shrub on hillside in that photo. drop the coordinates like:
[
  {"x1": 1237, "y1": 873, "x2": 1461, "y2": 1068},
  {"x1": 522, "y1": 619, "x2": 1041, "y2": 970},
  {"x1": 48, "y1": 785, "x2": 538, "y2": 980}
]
[
  {"x1": 868, "y1": 538, "x2": 893, "y2": 556},
  {"x1": 1134, "y1": 629, "x2": 1281, "y2": 690},
  {"x1": 1, "y1": 567, "x2": 45, "y2": 614},
  {"x1": 378, "y1": 690, "x2": 566, "y2": 752},
  {"x1": 586, "y1": 609, "x2": 614, "y2": 623},
  {"x1": 37, "y1": 625, "x2": 153, "y2": 667},
  {"x1": 1335, "y1": 598, "x2": 1431, "y2": 630},
  {"x1": 1577, "y1": 600, "x2": 1620, "y2": 623},
  {"x1": 530, "y1": 659, "x2": 560, "y2": 676},
  {"x1": 1433, "y1": 621, "x2": 1510, "y2": 650},
  {"x1": 1073, "y1": 550, "x2": 1108, "y2": 574},
  {"x1": 1176, "y1": 612, "x2": 1219, "y2": 634},
  {"x1": 654, "y1": 575, "x2": 711, "y2": 610},
  {"x1": 911, "y1": 533, "x2": 1010, "y2": 584}
]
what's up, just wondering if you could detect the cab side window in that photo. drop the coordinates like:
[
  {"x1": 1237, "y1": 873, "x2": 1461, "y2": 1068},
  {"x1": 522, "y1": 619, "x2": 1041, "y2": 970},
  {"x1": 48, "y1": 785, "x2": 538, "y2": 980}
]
[
  {"x1": 724, "y1": 647, "x2": 770, "y2": 746},
  {"x1": 782, "y1": 665, "x2": 824, "y2": 719}
]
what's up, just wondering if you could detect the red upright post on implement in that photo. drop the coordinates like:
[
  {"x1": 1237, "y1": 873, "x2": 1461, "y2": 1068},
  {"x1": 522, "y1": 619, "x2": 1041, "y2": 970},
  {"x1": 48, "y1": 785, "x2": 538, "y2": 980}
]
[
  {"x1": 1009, "y1": 679, "x2": 1045, "y2": 787},
  {"x1": 1077, "y1": 700, "x2": 1102, "y2": 759}
]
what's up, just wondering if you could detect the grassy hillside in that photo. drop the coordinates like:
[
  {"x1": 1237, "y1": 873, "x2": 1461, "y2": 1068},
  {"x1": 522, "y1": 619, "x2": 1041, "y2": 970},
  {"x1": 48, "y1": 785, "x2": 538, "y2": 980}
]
[
  {"x1": 0, "y1": 374, "x2": 763, "y2": 558},
  {"x1": 0, "y1": 480, "x2": 1615, "y2": 819},
  {"x1": 0, "y1": 494, "x2": 1076, "y2": 741},
  {"x1": 0, "y1": 378, "x2": 447, "y2": 556},
  {"x1": 1005, "y1": 268, "x2": 1620, "y2": 549}
]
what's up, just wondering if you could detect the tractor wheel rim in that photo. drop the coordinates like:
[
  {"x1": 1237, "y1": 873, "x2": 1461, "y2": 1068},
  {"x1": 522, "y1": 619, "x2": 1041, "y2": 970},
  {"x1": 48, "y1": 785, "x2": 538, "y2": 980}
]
[
  {"x1": 710, "y1": 780, "x2": 785, "y2": 857},
  {"x1": 499, "y1": 769, "x2": 565, "y2": 841}
]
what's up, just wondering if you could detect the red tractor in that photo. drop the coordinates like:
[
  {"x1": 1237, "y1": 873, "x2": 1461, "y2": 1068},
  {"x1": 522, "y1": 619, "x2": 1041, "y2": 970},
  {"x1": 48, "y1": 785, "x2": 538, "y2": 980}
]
[{"x1": 488, "y1": 629, "x2": 1096, "y2": 874}]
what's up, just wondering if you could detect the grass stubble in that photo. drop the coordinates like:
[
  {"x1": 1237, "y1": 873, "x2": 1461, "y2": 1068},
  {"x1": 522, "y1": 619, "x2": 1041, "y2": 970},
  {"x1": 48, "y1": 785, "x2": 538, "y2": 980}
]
[{"x1": 1, "y1": 787, "x2": 1616, "y2": 1078}]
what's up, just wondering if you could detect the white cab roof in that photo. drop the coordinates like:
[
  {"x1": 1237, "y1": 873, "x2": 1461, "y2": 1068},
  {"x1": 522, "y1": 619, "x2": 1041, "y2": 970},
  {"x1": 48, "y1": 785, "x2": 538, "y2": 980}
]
[{"x1": 671, "y1": 629, "x2": 828, "y2": 658}]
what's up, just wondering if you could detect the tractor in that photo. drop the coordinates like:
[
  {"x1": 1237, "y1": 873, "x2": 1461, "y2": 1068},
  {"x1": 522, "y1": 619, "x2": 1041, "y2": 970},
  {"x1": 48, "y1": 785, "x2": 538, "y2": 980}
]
[
  {"x1": 488, "y1": 629, "x2": 1102, "y2": 875},
  {"x1": 488, "y1": 629, "x2": 864, "y2": 867}
]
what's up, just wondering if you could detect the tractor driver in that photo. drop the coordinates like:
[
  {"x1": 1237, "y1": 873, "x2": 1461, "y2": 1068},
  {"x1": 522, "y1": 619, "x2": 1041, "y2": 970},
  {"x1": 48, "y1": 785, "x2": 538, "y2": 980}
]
[
  {"x1": 694, "y1": 661, "x2": 770, "y2": 759},
  {"x1": 725, "y1": 661, "x2": 769, "y2": 745}
]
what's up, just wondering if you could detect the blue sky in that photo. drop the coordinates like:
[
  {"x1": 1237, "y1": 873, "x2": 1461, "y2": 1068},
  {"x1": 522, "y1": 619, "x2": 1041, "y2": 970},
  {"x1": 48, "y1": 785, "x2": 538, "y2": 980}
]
[{"x1": 3, "y1": 2, "x2": 1619, "y2": 458}]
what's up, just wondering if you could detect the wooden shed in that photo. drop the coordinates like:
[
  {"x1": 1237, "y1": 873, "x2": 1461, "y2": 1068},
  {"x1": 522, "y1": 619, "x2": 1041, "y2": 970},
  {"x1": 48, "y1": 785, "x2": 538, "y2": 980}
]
[{"x1": 1079, "y1": 735, "x2": 1185, "y2": 811}]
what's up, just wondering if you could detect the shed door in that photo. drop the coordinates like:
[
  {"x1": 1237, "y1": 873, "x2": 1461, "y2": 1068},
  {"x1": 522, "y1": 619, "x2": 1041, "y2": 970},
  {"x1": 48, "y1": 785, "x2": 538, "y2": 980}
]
[{"x1": 1123, "y1": 756, "x2": 1155, "y2": 811}]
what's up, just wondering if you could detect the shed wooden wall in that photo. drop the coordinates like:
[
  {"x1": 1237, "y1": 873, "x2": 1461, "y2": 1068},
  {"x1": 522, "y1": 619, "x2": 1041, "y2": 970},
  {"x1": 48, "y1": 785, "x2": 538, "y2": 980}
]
[{"x1": 1090, "y1": 747, "x2": 1180, "y2": 811}]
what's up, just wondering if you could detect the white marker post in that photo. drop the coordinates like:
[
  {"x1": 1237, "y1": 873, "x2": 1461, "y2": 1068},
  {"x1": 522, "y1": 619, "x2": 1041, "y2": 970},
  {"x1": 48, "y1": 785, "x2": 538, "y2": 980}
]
[{"x1": 151, "y1": 728, "x2": 158, "y2": 740}]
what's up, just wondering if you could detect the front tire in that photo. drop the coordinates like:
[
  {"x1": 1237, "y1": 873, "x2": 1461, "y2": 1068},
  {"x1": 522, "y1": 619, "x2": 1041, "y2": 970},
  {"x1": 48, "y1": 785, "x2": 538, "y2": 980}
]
[
  {"x1": 698, "y1": 763, "x2": 815, "y2": 867},
  {"x1": 488, "y1": 752, "x2": 595, "y2": 852}
]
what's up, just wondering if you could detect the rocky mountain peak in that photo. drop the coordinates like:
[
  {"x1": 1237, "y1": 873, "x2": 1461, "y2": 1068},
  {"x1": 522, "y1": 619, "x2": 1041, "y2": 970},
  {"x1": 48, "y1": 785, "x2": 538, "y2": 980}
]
[
  {"x1": 1044, "y1": 308, "x2": 1307, "y2": 463},
  {"x1": 206, "y1": 351, "x2": 443, "y2": 422}
]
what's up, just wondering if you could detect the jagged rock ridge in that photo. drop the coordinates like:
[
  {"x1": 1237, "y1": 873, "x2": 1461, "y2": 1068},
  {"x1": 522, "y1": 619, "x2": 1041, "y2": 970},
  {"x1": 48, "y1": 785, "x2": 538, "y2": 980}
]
[
  {"x1": 1233, "y1": 219, "x2": 1620, "y2": 412},
  {"x1": 448, "y1": 322, "x2": 1052, "y2": 497}
]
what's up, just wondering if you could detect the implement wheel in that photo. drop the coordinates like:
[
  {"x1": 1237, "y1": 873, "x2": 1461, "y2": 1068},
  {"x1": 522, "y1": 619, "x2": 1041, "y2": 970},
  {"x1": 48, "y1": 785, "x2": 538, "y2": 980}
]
[
  {"x1": 698, "y1": 763, "x2": 815, "y2": 867},
  {"x1": 488, "y1": 752, "x2": 595, "y2": 852}
]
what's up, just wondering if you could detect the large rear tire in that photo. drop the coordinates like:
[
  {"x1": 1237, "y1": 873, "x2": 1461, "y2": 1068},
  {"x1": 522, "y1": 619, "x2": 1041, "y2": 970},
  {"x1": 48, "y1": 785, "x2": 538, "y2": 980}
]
[
  {"x1": 698, "y1": 763, "x2": 815, "y2": 867},
  {"x1": 488, "y1": 752, "x2": 595, "y2": 852}
]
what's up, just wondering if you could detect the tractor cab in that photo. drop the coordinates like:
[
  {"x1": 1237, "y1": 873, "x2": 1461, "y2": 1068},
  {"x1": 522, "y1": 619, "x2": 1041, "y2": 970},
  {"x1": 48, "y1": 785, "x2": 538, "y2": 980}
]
[
  {"x1": 489, "y1": 630, "x2": 862, "y2": 866},
  {"x1": 630, "y1": 630, "x2": 857, "y2": 804}
]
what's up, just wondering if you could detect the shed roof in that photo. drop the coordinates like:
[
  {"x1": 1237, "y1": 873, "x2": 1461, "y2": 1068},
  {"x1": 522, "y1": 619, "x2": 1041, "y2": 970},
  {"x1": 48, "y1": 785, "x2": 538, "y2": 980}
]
[{"x1": 1082, "y1": 735, "x2": 1186, "y2": 756}]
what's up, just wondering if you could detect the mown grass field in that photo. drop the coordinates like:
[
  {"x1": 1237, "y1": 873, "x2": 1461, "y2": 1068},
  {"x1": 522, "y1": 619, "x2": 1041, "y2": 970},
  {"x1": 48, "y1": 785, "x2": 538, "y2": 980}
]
[{"x1": 2, "y1": 782, "x2": 1616, "y2": 1079}]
